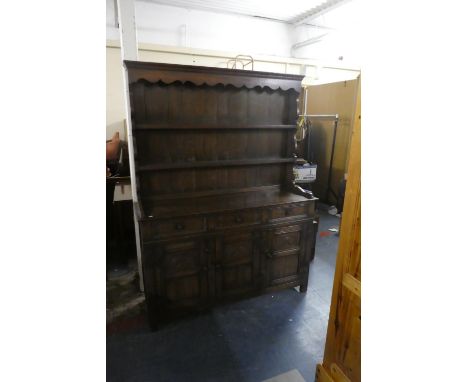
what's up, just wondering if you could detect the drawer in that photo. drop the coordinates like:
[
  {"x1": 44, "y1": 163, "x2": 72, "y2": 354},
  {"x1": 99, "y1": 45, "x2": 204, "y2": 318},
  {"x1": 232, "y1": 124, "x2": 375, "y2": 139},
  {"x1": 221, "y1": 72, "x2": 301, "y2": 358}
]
[
  {"x1": 141, "y1": 217, "x2": 206, "y2": 240},
  {"x1": 209, "y1": 210, "x2": 261, "y2": 230},
  {"x1": 268, "y1": 203, "x2": 308, "y2": 221}
]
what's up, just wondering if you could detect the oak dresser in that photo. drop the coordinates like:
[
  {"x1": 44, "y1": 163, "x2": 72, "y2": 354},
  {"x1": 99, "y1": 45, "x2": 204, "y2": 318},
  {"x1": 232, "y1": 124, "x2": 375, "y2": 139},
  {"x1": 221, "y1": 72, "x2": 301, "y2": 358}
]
[{"x1": 124, "y1": 60, "x2": 319, "y2": 328}]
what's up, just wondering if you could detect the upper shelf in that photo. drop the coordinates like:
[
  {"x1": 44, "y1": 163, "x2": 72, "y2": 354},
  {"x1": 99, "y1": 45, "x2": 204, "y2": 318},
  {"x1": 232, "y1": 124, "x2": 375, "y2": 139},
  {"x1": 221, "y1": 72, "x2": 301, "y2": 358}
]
[
  {"x1": 124, "y1": 60, "x2": 304, "y2": 92},
  {"x1": 133, "y1": 123, "x2": 297, "y2": 131},
  {"x1": 137, "y1": 158, "x2": 296, "y2": 172}
]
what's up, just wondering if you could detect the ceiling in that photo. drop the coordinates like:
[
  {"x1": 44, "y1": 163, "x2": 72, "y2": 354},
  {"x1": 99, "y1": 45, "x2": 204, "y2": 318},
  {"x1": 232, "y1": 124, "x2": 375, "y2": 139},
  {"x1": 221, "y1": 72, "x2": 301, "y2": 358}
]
[{"x1": 144, "y1": 0, "x2": 351, "y2": 26}]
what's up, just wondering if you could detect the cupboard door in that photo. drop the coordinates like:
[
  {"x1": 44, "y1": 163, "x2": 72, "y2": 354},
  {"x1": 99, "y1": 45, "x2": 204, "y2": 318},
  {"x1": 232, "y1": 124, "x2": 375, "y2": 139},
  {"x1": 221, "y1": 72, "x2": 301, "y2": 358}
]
[
  {"x1": 262, "y1": 222, "x2": 308, "y2": 287},
  {"x1": 214, "y1": 229, "x2": 261, "y2": 298},
  {"x1": 143, "y1": 237, "x2": 210, "y2": 316}
]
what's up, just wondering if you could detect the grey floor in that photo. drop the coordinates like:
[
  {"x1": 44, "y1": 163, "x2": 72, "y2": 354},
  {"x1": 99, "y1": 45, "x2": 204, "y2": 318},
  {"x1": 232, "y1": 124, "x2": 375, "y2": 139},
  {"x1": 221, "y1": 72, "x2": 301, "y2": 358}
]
[{"x1": 107, "y1": 205, "x2": 339, "y2": 382}]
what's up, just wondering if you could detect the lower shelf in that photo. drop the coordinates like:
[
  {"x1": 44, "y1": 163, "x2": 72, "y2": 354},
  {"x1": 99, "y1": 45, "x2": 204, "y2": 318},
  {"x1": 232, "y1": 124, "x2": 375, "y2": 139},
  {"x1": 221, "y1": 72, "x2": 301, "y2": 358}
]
[{"x1": 141, "y1": 188, "x2": 317, "y2": 219}]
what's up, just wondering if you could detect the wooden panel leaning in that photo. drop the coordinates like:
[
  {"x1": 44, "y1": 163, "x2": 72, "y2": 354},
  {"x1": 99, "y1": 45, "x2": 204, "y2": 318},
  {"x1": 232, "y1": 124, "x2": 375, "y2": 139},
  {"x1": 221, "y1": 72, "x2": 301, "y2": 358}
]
[
  {"x1": 124, "y1": 61, "x2": 319, "y2": 329},
  {"x1": 316, "y1": 77, "x2": 360, "y2": 381}
]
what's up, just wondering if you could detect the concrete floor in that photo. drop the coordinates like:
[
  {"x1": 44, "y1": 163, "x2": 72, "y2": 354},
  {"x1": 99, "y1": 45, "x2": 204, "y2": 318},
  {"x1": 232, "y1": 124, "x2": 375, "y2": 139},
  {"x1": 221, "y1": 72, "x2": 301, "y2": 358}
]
[{"x1": 107, "y1": 205, "x2": 340, "y2": 382}]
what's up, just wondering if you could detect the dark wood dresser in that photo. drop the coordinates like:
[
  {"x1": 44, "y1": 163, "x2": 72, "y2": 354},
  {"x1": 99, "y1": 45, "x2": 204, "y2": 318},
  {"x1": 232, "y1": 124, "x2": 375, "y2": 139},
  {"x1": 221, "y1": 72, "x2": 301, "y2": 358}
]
[{"x1": 124, "y1": 61, "x2": 319, "y2": 328}]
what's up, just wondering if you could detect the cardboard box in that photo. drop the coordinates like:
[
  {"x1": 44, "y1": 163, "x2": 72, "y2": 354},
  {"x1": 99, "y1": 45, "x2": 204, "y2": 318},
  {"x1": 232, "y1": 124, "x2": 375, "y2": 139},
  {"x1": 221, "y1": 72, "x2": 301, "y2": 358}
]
[{"x1": 293, "y1": 163, "x2": 317, "y2": 183}]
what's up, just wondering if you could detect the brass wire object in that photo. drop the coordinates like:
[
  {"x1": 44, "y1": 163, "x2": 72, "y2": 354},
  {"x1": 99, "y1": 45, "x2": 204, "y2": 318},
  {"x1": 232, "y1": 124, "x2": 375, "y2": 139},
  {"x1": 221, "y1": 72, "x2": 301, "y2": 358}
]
[{"x1": 226, "y1": 55, "x2": 254, "y2": 70}]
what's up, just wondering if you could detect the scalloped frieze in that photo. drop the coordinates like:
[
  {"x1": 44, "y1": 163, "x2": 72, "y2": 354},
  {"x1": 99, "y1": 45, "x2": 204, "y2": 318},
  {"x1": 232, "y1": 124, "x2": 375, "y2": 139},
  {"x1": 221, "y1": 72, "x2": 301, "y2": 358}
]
[{"x1": 125, "y1": 60, "x2": 303, "y2": 93}]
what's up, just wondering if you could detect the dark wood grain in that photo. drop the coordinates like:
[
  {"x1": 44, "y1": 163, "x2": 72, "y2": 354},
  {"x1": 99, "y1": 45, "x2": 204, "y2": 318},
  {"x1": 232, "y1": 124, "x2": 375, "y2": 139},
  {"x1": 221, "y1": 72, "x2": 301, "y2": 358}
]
[
  {"x1": 133, "y1": 124, "x2": 296, "y2": 130},
  {"x1": 137, "y1": 158, "x2": 296, "y2": 172},
  {"x1": 125, "y1": 60, "x2": 304, "y2": 92},
  {"x1": 125, "y1": 61, "x2": 318, "y2": 328}
]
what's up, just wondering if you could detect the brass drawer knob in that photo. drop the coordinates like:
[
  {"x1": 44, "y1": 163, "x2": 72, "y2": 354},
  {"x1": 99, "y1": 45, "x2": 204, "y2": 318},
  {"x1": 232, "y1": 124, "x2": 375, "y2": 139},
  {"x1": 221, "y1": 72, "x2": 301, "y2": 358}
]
[
  {"x1": 235, "y1": 216, "x2": 243, "y2": 223},
  {"x1": 174, "y1": 222, "x2": 185, "y2": 230},
  {"x1": 264, "y1": 250, "x2": 273, "y2": 259}
]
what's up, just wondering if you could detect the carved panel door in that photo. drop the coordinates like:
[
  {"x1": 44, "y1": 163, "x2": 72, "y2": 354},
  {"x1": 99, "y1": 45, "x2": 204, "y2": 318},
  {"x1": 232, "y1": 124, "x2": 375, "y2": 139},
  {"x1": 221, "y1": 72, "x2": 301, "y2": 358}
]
[
  {"x1": 214, "y1": 229, "x2": 261, "y2": 299},
  {"x1": 143, "y1": 237, "x2": 210, "y2": 315},
  {"x1": 262, "y1": 222, "x2": 308, "y2": 288}
]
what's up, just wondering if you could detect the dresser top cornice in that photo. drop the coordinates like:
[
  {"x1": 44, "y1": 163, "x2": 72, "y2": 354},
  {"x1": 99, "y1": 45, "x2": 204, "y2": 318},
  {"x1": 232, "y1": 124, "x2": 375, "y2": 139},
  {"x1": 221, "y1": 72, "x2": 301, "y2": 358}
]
[{"x1": 124, "y1": 60, "x2": 305, "y2": 92}]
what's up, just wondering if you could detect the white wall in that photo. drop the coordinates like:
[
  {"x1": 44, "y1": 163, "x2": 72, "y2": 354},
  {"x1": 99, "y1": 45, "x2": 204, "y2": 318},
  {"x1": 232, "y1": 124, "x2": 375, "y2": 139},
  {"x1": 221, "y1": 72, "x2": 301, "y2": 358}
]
[
  {"x1": 106, "y1": 46, "x2": 127, "y2": 140},
  {"x1": 107, "y1": 0, "x2": 294, "y2": 57},
  {"x1": 291, "y1": 0, "x2": 364, "y2": 63},
  {"x1": 107, "y1": 0, "x2": 363, "y2": 64}
]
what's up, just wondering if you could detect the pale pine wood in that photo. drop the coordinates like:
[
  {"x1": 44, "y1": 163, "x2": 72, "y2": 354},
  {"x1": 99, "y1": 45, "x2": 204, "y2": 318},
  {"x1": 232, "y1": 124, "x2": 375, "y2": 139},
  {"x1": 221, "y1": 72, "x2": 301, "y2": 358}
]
[
  {"x1": 316, "y1": 365, "x2": 334, "y2": 382},
  {"x1": 342, "y1": 273, "x2": 361, "y2": 298},
  {"x1": 316, "y1": 76, "x2": 361, "y2": 382},
  {"x1": 330, "y1": 363, "x2": 351, "y2": 382}
]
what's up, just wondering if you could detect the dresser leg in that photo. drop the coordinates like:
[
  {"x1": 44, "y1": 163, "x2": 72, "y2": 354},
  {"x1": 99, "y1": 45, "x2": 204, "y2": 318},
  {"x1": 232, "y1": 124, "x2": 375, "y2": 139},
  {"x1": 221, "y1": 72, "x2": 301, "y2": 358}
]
[
  {"x1": 146, "y1": 302, "x2": 160, "y2": 331},
  {"x1": 300, "y1": 283, "x2": 308, "y2": 293},
  {"x1": 148, "y1": 315, "x2": 159, "y2": 331}
]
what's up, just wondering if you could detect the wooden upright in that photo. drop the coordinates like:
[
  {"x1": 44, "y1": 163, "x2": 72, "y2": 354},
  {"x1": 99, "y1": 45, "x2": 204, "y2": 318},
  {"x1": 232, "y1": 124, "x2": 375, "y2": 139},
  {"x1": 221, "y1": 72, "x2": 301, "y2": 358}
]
[
  {"x1": 124, "y1": 61, "x2": 320, "y2": 328},
  {"x1": 316, "y1": 78, "x2": 361, "y2": 382}
]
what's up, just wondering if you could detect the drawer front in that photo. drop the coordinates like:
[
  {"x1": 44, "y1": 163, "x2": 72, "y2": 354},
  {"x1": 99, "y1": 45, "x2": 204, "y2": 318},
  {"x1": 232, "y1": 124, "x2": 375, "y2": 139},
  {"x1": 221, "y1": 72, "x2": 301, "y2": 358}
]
[
  {"x1": 140, "y1": 217, "x2": 205, "y2": 240},
  {"x1": 209, "y1": 209, "x2": 261, "y2": 230},
  {"x1": 268, "y1": 203, "x2": 308, "y2": 221}
]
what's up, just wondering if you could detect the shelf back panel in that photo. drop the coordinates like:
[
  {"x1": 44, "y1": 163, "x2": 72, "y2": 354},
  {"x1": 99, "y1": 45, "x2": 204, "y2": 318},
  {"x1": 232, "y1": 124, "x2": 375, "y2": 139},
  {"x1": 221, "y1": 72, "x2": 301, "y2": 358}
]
[
  {"x1": 130, "y1": 81, "x2": 298, "y2": 126},
  {"x1": 134, "y1": 129, "x2": 289, "y2": 166},
  {"x1": 138, "y1": 164, "x2": 287, "y2": 197},
  {"x1": 125, "y1": 61, "x2": 304, "y2": 209}
]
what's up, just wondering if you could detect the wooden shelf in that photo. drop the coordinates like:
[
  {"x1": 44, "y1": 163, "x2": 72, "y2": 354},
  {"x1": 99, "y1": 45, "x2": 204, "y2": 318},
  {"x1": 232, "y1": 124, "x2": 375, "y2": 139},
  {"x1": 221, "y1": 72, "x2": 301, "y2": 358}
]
[
  {"x1": 106, "y1": 176, "x2": 131, "y2": 184},
  {"x1": 137, "y1": 158, "x2": 296, "y2": 172},
  {"x1": 141, "y1": 188, "x2": 314, "y2": 219},
  {"x1": 133, "y1": 123, "x2": 296, "y2": 131},
  {"x1": 142, "y1": 185, "x2": 281, "y2": 202}
]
